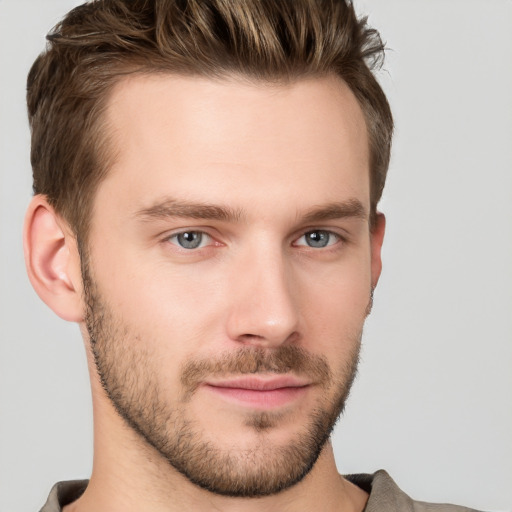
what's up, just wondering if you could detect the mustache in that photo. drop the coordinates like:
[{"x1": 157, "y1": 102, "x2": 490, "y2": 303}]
[{"x1": 180, "y1": 345, "x2": 332, "y2": 395}]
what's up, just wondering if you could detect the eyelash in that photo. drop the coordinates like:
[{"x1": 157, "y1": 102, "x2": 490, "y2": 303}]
[{"x1": 164, "y1": 229, "x2": 344, "y2": 251}]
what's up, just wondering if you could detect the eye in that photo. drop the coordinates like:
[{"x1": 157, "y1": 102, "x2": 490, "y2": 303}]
[
  {"x1": 168, "y1": 231, "x2": 211, "y2": 250},
  {"x1": 294, "y1": 230, "x2": 340, "y2": 248}
]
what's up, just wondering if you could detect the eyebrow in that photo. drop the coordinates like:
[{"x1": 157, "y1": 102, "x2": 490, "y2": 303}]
[
  {"x1": 134, "y1": 198, "x2": 244, "y2": 223},
  {"x1": 134, "y1": 197, "x2": 367, "y2": 224},
  {"x1": 300, "y1": 199, "x2": 368, "y2": 223}
]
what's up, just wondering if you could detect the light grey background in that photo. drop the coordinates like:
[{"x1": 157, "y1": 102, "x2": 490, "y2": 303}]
[{"x1": 1, "y1": 1, "x2": 511, "y2": 511}]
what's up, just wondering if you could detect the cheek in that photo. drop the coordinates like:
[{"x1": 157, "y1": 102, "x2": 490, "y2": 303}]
[
  {"x1": 89, "y1": 248, "x2": 227, "y2": 375},
  {"x1": 89, "y1": 233, "x2": 372, "y2": 366},
  {"x1": 92, "y1": 238, "x2": 218, "y2": 317},
  {"x1": 295, "y1": 255, "x2": 371, "y2": 348}
]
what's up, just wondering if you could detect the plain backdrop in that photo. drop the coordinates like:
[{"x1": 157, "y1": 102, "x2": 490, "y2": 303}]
[{"x1": 1, "y1": 1, "x2": 511, "y2": 511}]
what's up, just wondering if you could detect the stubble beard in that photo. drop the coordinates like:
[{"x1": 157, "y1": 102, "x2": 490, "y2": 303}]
[{"x1": 81, "y1": 256, "x2": 363, "y2": 498}]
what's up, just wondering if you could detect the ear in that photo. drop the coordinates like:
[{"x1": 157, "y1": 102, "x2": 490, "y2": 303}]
[
  {"x1": 370, "y1": 212, "x2": 386, "y2": 289},
  {"x1": 23, "y1": 195, "x2": 84, "y2": 322}
]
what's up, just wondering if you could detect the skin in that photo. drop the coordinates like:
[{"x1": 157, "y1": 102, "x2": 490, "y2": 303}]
[{"x1": 24, "y1": 73, "x2": 385, "y2": 511}]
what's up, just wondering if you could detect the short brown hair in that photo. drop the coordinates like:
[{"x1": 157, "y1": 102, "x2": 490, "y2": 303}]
[{"x1": 27, "y1": 0, "x2": 393, "y2": 239}]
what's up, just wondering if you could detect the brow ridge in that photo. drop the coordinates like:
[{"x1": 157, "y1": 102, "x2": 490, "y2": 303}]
[
  {"x1": 300, "y1": 199, "x2": 367, "y2": 223},
  {"x1": 134, "y1": 197, "x2": 367, "y2": 224},
  {"x1": 135, "y1": 198, "x2": 244, "y2": 222}
]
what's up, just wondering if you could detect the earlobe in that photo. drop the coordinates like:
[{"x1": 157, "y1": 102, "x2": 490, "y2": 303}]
[
  {"x1": 23, "y1": 195, "x2": 84, "y2": 322},
  {"x1": 370, "y1": 212, "x2": 386, "y2": 289}
]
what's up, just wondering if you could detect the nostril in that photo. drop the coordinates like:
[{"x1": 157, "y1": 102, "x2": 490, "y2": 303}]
[
  {"x1": 235, "y1": 330, "x2": 301, "y2": 347},
  {"x1": 238, "y1": 333, "x2": 265, "y2": 342}
]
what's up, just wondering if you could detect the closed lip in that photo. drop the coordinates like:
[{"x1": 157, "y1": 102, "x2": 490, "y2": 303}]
[{"x1": 203, "y1": 375, "x2": 312, "y2": 391}]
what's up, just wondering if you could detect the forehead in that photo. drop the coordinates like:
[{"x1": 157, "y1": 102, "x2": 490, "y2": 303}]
[{"x1": 98, "y1": 73, "x2": 370, "y2": 218}]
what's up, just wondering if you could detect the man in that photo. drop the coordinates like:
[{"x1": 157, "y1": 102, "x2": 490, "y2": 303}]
[{"x1": 21, "y1": 1, "x2": 485, "y2": 511}]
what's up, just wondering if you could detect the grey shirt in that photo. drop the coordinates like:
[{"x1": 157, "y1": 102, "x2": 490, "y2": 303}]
[{"x1": 39, "y1": 470, "x2": 483, "y2": 511}]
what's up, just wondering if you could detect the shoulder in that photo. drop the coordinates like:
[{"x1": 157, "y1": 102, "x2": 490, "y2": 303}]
[
  {"x1": 39, "y1": 480, "x2": 88, "y2": 512},
  {"x1": 344, "y1": 470, "x2": 485, "y2": 512}
]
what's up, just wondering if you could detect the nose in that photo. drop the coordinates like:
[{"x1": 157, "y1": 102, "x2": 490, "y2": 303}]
[{"x1": 225, "y1": 246, "x2": 301, "y2": 348}]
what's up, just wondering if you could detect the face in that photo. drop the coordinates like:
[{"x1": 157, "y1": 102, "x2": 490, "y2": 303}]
[{"x1": 83, "y1": 74, "x2": 381, "y2": 497}]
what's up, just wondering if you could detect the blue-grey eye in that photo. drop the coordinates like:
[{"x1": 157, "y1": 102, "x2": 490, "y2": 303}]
[
  {"x1": 173, "y1": 231, "x2": 205, "y2": 249},
  {"x1": 296, "y1": 230, "x2": 339, "y2": 248}
]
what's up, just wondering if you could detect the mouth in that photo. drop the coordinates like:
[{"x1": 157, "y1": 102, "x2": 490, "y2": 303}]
[{"x1": 202, "y1": 376, "x2": 312, "y2": 409}]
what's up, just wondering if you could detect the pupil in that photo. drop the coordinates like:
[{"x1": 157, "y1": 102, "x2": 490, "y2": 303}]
[{"x1": 178, "y1": 231, "x2": 202, "y2": 249}]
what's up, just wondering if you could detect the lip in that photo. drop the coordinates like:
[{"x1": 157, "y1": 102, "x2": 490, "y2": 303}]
[{"x1": 202, "y1": 376, "x2": 311, "y2": 409}]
